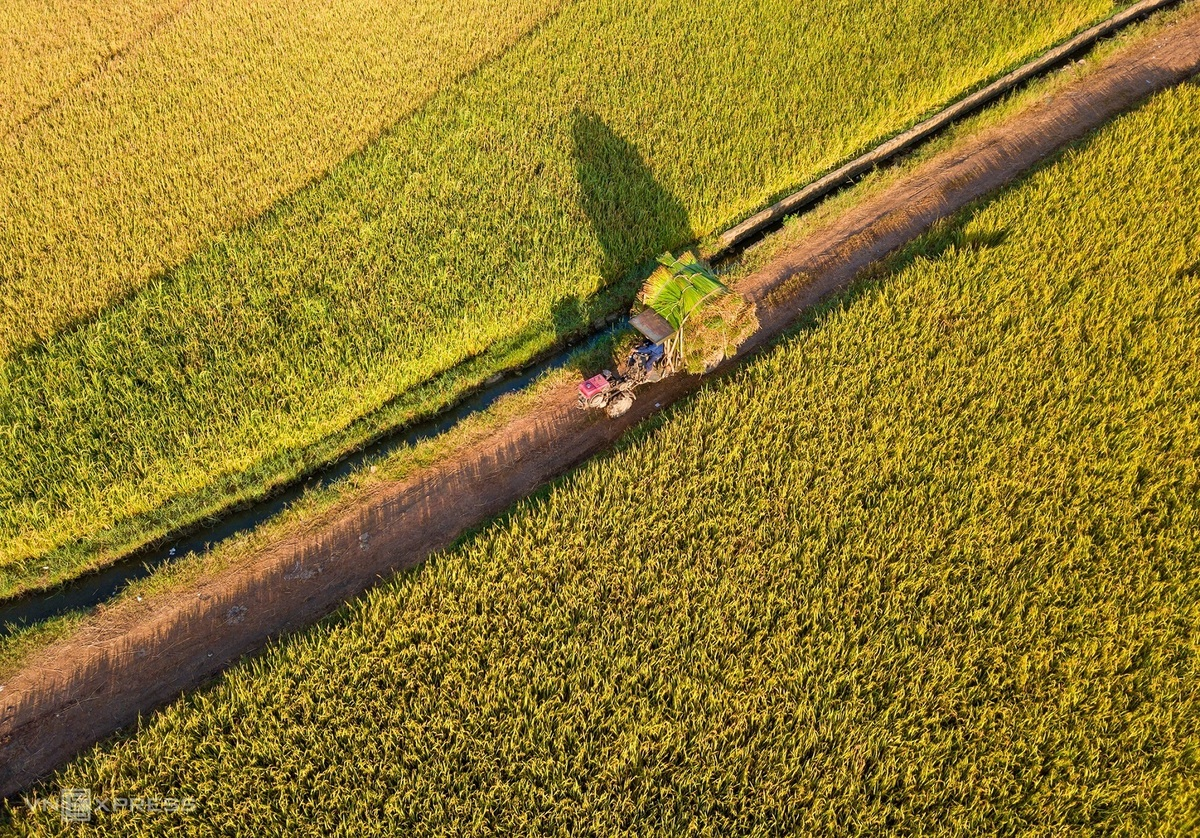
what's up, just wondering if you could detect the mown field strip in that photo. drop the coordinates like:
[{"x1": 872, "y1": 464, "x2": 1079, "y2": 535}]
[
  {"x1": 0, "y1": 0, "x2": 1126, "y2": 599},
  {"x1": 10, "y1": 74, "x2": 1200, "y2": 838},
  {"x1": 1, "y1": 15, "x2": 1195, "y2": 805}
]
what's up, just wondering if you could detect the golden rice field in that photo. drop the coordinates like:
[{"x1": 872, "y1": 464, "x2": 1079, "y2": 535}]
[
  {"x1": 0, "y1": 0, "x2": 1126, "y2": 598},
  {"x1": 10, "y1": 80, "x2": 1198, "y2": 836},
  {"x1": 0, "y1": 0, "x2": 564, "y2": 354},
  {"x1": 1, "y1": 0, "x2": 180, "y2": 135}
]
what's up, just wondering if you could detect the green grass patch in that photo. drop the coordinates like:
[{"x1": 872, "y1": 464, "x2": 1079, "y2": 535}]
[
  {"x1": 0, "y1": 0, "x2": 1130, "y2": 598},
  {"x1": 10, "y1": 79, "x2": 1199, "y2": 836}
]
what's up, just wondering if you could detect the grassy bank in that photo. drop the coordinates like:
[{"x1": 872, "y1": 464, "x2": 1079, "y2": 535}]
[
  {"x1": 10, "y1": 79, "x2": 1198, "y2": 836},
  {"x1": 0, "y1": 0, "x2": 1127, "y2": 598}
]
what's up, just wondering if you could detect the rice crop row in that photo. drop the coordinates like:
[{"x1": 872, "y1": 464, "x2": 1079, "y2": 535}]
[
  {"x1": 10, "y1": 80, "x2": 1198, "y2": 837},
  {"x1": 0, "y1": 0, "x2": 1127, "y2": 598}
]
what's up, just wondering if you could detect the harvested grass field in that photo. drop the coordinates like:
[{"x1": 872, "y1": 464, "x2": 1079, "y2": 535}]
[
  {"x1": 0, "y1": 0, "x2": 1125, "y2": 597},
  {"x1": 11, "y1": 81, "x2": 1198, "y2": 836}
]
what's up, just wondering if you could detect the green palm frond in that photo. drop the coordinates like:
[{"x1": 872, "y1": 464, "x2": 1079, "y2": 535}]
[{"x1": 643, "y1": 252, "x2": 726, "y2": 329}]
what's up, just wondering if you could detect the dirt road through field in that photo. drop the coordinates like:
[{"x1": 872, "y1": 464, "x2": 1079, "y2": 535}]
[{"x1": 2, "y1": 8, "x2": 1198, "y2": 799}]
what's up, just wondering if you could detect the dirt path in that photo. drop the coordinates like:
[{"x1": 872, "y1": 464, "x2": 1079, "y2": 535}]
[{"x1": 2, "y1": 10, "x2": 1198, "y2": 798}]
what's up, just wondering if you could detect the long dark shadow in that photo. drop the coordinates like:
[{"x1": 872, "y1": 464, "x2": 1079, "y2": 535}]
[{"x1": 571, "y1": 110, "x2": 692, "y2": 284}]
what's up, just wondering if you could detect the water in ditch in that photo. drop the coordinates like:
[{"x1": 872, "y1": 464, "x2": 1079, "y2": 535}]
[{"x1": 0, "y1": 325, "x2": 622, "y2": 636}]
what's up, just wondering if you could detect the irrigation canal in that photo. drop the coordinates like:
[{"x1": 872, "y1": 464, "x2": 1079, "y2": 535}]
[{"x1": 0, "y1": 0, "x2": 1182, "y2": 636}]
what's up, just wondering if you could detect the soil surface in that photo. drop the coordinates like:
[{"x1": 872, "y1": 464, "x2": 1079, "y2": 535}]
[{"x1": 2, "y1": 10, "x2": 1198, "y2": 798}]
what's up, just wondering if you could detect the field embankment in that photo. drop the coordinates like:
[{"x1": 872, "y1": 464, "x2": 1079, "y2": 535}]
[
  {"x1": 1, "y1": 9, "x2": 1197, "y2": 810},
  {"x1": 0, "y1": 0, "x2": 1134, "y2": 599}
]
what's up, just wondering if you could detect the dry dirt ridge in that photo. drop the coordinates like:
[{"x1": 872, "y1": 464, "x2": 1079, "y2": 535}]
[{"x1": 2, "y1": 11, "x2": 1199, "y2": 799}]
